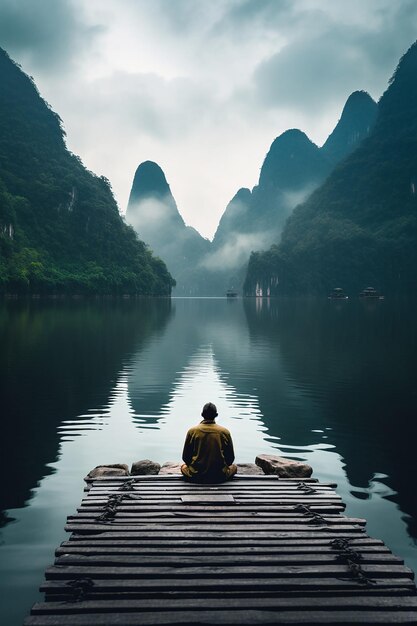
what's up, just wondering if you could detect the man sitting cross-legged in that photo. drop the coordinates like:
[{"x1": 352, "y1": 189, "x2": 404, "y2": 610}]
[{"x1": 181, "y1": 402, "x2": 237, "y2": 483}]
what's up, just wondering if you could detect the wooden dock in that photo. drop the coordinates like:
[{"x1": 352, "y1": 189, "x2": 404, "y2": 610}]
[{"x1": 25, "y1": 474, "x2": 417, "y2": 624}]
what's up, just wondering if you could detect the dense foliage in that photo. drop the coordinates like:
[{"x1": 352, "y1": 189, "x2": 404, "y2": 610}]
[
  {"x1": 215, "y1": 93, "x2": 377, "y2": 250},
  {"x1": 0, "y1": 49, "x2": 174, "y2": 295},
  {"x1": 245, "y1": 43, "x2": 417, "y2": 296},
  {"x1": 126, "y1": 90, "x2": 377, "y2": 296}
]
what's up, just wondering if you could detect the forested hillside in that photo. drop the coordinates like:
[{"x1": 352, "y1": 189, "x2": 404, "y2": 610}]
[
  {"x1": 126, "y1": 92, "x2": 376, "y2": 296},
  {"x1": 213, "y1": 92, "x2": 377, "y2": 259},
  {"x1": 244, "y1": 43, "x2": 417, "y2": 296},
  {"x1": 0, "y1": 49, "x2": 174, "y2": 295}
]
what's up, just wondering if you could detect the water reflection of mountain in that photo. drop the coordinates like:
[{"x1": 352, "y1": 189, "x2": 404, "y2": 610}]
[
  {"x1": 242, "y1": 297, "x2": 417, "y2": 538},
  {"x1": 0, "y1": 299, "x2": 172, "y2": 523},
  {"x1": 125, "y1": 296, "x2": 417, "y2": 538},
  {"x1": 127, "y1": 298, "x2": 319, "y2": 443},
  {"x1": 128, "y1": 299, "x2": 250, "y2": 423}
]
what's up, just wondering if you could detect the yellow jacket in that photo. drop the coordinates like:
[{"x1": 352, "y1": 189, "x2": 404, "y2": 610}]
[{"x1": 182, "y1": 420, "x2": 235, "y2": 482}]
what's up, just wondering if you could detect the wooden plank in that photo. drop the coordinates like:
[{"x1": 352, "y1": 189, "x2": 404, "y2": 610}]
[
  {"x1": 40, "y1": 576, "x2": 417, "y2": 593},
  {"x1": 84, "y1": 485, "x2": 335, "y2": 491},
  {"x1": 86, "y1": 480, "x2": 330, "y2": 487},
  {"x1": 42, "y1": 588, "x2": 415, "y2": 603},
  {"x1": 67, "y1": 530, "x2": 371, "y2": 540},
  {"x1": 54, "y1": 553, "x2": 403, "y2": 567},
  {"x1": 83, "y1": 489, "x2": 341, "y2": 495},
  {"x1": 83, "y1": 489, "x2": 335, "y2": 494},
  {"x1": 79, "y1": 504, "x2": 348, "y2": 514},
  {"x1": 84, "y1": 494, "x2": 339, "y2": 500},
  {"x1": 77, "y1": 498, "x2": 344, "y2": 515},
  {"x1": 61, "y1": 533, "x2": 380, "y2": 550},
  {"x1": 67, "y1": 518, "x2": 366, "y2": 529},
  {"x1": 83, "y1": 492, "x2": 342, "y2": 498},
  {"x1": 85, "y1": 477, "x2": 327, "y2": 483},
  {"x1": 72, "y1": 512, "x2": 350, "y2": 520},
  {"x1": 85, "y1": 488, "x2": 337, "y2": 495},
  {"x1": 77, "y1": 507, "x2": 346, "y2": 517},
  {"x1": 84, "y1": 492, "x2": 343, "y2": 499},
  {"x1": 30, "y1": 595, "x2": 417, "y2": 614},
  {"x1": 181, "y1": 494, "x2": 235, "y2": 504},
  {"x1": 65, "y1": 523, "x2": 364, "y2": 534},
  {"x1": 23, "y1": 609, "x2": 417, "y2": 625},
  {"x1": 85, "y1": 480, "x2": 330, "y2": 485},
  {"x1": 81, "y1": 500, "x2": 345, "y2": 510},
  {"x1": 56, "y1": 544, "x2": 390, "y2": 556},
  {"x1": 84, "y1": 494, "x2": 341, "y2": 502},
  {"x1": 80, "y1": 499, "x2": 345, "y2": 508},
  {"x1": 44, "y1": 564, "x2": 414, "y2": 580},
  {"x1": 83, "y1": 501, "x2": 340, "y2": 509},
  {"x1": 67, "y1": 507, "x2": 366, "y2": 526}
]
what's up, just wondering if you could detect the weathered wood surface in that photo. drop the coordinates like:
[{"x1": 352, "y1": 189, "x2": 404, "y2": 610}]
[{"x1": 25, "y1": 475, "x2": 417, "y2": 625}]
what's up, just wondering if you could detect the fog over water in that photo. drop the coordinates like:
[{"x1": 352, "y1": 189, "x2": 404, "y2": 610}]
[{"x1": 0, "y1": 297, "x2": 416, "y2": 625}]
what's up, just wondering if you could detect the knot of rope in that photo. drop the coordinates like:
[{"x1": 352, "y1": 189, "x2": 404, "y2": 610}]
[
  {"x1": 95, "y1": 493, "x2": 127, "y2": 522},
  {"x1": 345, "y1": 558, "x2": 377, "y2": 586},
  {"x1": 330, "y1": 538, "x2": 351, "y2": 551},
  {"x1": 296, "y1": 482, "x2": 317, "y2": 495},
  {"x1": 293, "y1": 503, "x2": 327, "y2": 525},
  {"x1": 330, "y1": 538, "x2": 376, "y2": 587},
  {"x1": 117, "y1": 478, "x2": 136, "y2": 491}
]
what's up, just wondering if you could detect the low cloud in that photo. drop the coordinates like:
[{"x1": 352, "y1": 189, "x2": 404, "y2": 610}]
[
  {"x1": 202, "y1": 232, "x2": 272, "y2": 271},
  {"x1": 254, "y1": 2, "x2": 417, "y2": 115},
  {"x1": 2, "y1": 0, "x2": 417, "y2": 238},
  {"x1": 0, "y1": 0, "x2": 102, "y2": 72},
  {"x1": 128, "y1": 197, "x2": 175, "y2": 228},
  {"x1": 282, "y1": 185, "x2": 318, "y2": 212}
]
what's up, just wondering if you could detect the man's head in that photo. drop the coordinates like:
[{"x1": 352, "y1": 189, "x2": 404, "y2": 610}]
[{"x1": 201, "y1": 402, "x2": 218, "y2": 421}]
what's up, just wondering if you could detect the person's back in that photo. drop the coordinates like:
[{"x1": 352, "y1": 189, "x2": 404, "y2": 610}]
[{"x1": 181, "y1": 402, "x2": 237, "y2": 483}]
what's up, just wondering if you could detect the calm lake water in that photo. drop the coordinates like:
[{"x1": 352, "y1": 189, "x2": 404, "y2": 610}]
[{"x1": 1, "y1": 296, "x2": 417, "y2": 624}]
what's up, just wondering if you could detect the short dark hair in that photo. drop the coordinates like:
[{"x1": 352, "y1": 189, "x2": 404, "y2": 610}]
[{"x1": 201, "y1": 402, "x2": 218, "y2": 420}]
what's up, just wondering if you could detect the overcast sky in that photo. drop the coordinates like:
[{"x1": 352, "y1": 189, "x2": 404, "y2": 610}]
[{"x1": 1, "y1": 0, "x2": 416, "y2": 238}]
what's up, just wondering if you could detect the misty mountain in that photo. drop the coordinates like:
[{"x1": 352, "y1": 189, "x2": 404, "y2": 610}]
[
  {"x1": 214, "y1": 92, "x2": 377, "y2": 252},
  {"x1": 0, "y1": 48, "x2": 173, "y2": 295},
  {"x1": 208, "y1": 91, "x2": 377, "y2": 293},
  {"x1": 126, "y1": 161, "x2": 211, "y2": 295},
  {"x1": 244, "y1": 42, "x2": 417, "y2": 296},
  {"x1": 322, "y1": 90, "x2": 378, "y2": 162},
  {"x1": 213, "y1": 129, "x2": 331, "y2": 254},
  {"x1": 126, "y1": 90, "x2": 377, "y2": 296}
]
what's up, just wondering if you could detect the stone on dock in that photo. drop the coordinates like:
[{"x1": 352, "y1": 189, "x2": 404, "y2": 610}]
[
  {"x1": 131, "y1": 460, "x2": 161, "y2": 475},
  {"x1": 159, "y1": 461, "x2": 183, "y2": 474},
  {"x1": 84, "y1": 464, "x2": 130, "y2": 481},
  {"x1": 256, "y1": 454, "x2": 313, "y2": 478}
]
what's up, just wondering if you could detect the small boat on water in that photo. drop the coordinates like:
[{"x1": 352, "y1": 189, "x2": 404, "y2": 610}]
[
  {"x1": 359, "y1": 286, "x2": 384, "y2": 300},
  {"x1": 328, "y1": 287, "x2": 348, "y2": 300},
  {"x1": 226, "y1": 289, "x2": 238, "y2": 298}
]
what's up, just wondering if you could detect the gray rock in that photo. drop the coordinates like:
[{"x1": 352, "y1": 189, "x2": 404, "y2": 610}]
[
  {"x1": 255, "y1": 454, "x2": 313, "y2": 478},
  {"x1": 131, "y1": 459, "x2": 161, "y2": 476},
  {"x1": 85, "y1": 463, "x2": 130, "y2": 481},
  {"x1": 159, "y1": 461, "x2": 183, "y2": 475},
  {"x1": 236, "y1": 463, "x2": 264, "y2": 475}
]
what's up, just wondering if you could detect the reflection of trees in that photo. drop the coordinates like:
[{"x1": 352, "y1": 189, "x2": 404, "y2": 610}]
[
  {"x1": 0, "y1": 299, "x2": 172, "y2": 521},
  {"x1": 242, "y1": 297, "x2": 417, "y2": 538}
]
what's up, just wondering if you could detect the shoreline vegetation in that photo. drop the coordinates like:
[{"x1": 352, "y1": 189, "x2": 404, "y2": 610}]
[
  {"x1": 2, "y1": 40, "x2": 417, "y2": 298},
  {"x1": 0, "y1": 48, "x2": 174, "y2": 297},
  {"x1": 244, "y1": 43, "x2": 417, "y2": 297}
]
